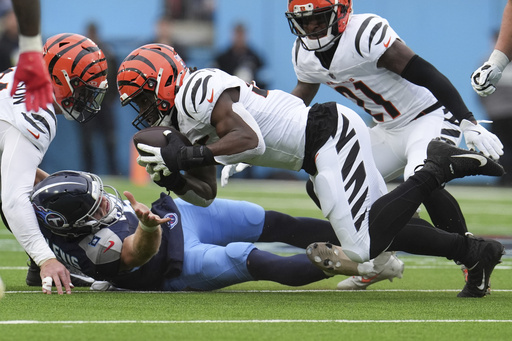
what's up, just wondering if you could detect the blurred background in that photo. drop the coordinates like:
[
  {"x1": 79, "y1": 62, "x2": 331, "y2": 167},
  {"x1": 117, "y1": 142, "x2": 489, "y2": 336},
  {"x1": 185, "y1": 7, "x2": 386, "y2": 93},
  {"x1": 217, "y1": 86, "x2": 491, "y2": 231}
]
[{"x1": 0, "y1": 0, "x2": 509, "y2": 185}]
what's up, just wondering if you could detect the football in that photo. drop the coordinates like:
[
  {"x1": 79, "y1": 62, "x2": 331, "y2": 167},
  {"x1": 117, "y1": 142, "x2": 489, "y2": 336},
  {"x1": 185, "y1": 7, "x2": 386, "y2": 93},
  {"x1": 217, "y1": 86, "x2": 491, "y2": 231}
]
[{"x1": 132, "y1": 126, "x2": 191, "y2": 156}]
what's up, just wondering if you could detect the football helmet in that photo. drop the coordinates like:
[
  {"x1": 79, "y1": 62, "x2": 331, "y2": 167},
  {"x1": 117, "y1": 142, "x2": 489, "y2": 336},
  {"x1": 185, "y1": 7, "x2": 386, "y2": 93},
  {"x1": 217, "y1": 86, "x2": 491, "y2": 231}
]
[
  {"x1": 285, "y1": 0, "x2": 352, "y2": 51},
  {"x1": 31, "y1": 171, "x2": 124, "y2": 238},
  {"x1": 117, "y1": 43, "x2": 187, "y2": 130},
  {"x1": 43, "y1": 33, "x2": 108, "y2": 123}
]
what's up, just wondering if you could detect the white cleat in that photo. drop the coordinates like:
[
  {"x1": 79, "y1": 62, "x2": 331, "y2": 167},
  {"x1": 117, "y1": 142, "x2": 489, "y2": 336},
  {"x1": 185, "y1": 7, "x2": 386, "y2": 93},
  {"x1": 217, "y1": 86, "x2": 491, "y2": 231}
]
[{"x1": 337, "y1": 252, "x2": 405, "y2": 290}]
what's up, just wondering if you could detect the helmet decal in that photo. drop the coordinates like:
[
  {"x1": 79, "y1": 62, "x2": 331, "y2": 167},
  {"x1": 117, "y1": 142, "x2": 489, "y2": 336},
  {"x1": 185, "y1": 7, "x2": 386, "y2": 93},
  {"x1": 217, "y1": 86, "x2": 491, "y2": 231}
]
[
  {"x1": 117, "y1": 43, "x2": 186, "y2": 130},
  {"x1": 43, "y1": 33, "x2": 108, "y2": 123}
]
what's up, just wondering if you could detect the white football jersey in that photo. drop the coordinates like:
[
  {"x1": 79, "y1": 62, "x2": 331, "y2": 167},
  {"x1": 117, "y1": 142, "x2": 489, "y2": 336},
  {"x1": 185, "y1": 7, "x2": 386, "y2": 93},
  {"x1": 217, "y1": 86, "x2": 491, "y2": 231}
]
[
  {"x1": 0, "y1": 68, "x2": 57, "y2": 153},
  {"x1": 292, "y1": 13, "x2": 438, "y2": 130},
  {"x1": 175, "y1": 68, "x2": 309, "y2": 171}
]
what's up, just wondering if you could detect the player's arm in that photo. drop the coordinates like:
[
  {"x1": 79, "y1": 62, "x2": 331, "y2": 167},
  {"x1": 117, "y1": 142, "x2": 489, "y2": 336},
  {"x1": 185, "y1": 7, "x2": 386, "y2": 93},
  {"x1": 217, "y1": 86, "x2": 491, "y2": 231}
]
[
  {"x1": 207, "y1": 88, "x2": 264, "y2": 160},
  {"x1": 118, "y1": 191, "x2": 169, "y2": 271},
  {"x1": 11, "y1": 0, "x2": 40, "y2": 35},
  {"x1": 140, "y1": 88, "x2": 266, "y2": 173},
  {"x1": 10, "y1": 0, "x2": 53, "y2": 112},
  {"x1": 290, "y1": 80, "x2": 320, "y2": 106},
  {"x1": 495, "y1": 0, "x2": 512, "y2": 59},
  {"x1": 34, "y1": 168, "x2": 49, "y2": 185},
  {"x1": 173, "y1": 166, "x2": 217, "y2": 207},
  {"x1": 380, "y1": 40, "x2": 503, "y2": 159},
  {"x1": 378, "y1": 40, "x2": 475, "y2": 122},
  {"x1": 471, "y1": 0, "x2": 512, "y2": 97}
]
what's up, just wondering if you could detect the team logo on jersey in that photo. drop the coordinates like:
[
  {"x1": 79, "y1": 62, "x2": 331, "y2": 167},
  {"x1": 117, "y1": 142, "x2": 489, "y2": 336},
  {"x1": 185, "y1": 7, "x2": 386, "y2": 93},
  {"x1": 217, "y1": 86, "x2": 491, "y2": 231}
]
[{"x1": 164, "y1": 213, "x2": 179, "y2": 230}]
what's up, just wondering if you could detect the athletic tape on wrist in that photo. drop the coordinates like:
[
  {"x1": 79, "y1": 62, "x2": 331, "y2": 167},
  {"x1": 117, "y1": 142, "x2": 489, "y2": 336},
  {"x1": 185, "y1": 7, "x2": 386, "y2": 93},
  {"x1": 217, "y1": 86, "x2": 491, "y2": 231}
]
[
  {"x1": 139, "y1": 222, "x2": 159, "y2": 233},
  {"x1": 489, "y1": 49, "x2": 510, "y2": 71},
  {"x1": 19, "y1": 34, "x2": 43, "y2": 52}
]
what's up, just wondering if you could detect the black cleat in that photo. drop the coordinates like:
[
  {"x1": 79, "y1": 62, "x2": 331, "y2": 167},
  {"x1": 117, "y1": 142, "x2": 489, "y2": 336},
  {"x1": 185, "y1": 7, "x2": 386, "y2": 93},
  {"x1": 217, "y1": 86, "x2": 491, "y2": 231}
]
[
  {"x1": 422, "y1": 139, "x2": 505, "y2": 185},
  {"x1": 457, "y1": 237, "x2": 505, "y2": 298},
  {"x1": 26, "y1": 258, "x2": 41, "y2": 286}
]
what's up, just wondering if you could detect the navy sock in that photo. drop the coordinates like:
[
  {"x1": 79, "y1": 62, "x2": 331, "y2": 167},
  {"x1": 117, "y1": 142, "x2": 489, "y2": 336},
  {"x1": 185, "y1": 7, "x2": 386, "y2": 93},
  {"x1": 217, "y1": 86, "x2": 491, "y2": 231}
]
[
  {"x1": 247, "y1": 249, "x2": 328, "y2": 286},
  {"x1": 258, "y1": 211, "x2": 339, "y2": 249}
]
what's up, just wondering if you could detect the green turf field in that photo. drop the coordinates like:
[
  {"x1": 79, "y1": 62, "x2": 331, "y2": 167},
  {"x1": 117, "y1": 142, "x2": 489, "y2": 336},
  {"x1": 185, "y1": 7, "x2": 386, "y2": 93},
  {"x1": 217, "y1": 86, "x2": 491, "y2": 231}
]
[{"x1": 1, "y1": 178, "x2": 511, "y2": 340}]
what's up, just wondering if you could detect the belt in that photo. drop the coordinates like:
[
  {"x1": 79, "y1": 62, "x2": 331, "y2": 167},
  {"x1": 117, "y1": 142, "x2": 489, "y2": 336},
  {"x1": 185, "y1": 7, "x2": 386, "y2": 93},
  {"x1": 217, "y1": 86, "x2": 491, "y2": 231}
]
[{"x1": 412, "y1": 101, "x2": 442, "y2": 121}]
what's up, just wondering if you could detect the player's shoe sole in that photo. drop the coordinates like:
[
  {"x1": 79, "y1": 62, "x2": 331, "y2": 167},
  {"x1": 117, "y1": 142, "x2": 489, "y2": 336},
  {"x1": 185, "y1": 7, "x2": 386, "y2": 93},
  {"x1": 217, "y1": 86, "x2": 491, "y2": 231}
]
[{"x1": 306, "y1": 242, "x2": 352, "y2": 275}]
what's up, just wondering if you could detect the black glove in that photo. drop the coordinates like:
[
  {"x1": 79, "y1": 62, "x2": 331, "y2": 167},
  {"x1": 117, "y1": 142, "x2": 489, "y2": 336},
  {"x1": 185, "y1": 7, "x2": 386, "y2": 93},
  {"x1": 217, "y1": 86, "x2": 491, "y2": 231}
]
[{"x1": 154, "y1": 171, "x2": 186, "y2": 192}]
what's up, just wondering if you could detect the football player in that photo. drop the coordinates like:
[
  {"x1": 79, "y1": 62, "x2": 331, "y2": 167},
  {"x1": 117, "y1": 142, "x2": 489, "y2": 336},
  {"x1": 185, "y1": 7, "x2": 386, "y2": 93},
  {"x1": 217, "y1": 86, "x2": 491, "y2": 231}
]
[
  {"x1": 472, "y1": 0, "x2": 512, "y2": 96},
  {"x1": 117, "y1": 44, "x2": 505, "y2": 297},
  {"x1": 0, "y1": 33, "x2": 108, "y2": 294},
  {"x1": 31, "y1": 170, "x2": 354, "y2": 291},
  {"x1": 283, "y1": 0, "x2": 504, "y2": 289},
  {"x1": 10, "y1": 0, "x2": 53, "y2": 112}
]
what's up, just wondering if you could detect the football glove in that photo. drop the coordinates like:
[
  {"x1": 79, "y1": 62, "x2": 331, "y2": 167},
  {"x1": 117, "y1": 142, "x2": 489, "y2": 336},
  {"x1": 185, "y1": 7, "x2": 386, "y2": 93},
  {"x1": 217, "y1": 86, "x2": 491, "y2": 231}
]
[
  {"x1": 137, "y1": 130, "x2": 215, "y2": 173},
  {"x1": 471, "y1": 49, "x2": 510, "y2": 97},
  {"x1": 460, "y1": 119, "x2": 504, "y2": 160},
  {"x1": 221, "y1": 163, "x2": 251, "y2": 187},
  {"x1": 11, "y1": 51, "x2": 53, "y2": 112}
]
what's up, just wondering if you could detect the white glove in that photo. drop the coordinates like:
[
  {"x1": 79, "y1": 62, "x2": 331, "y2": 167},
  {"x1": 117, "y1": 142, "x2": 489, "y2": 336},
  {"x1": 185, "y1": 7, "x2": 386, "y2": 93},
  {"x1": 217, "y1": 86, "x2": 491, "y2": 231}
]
[
  {"x1": 136, "y1": 143, "x2": 172, "y2": 177},
  {"x1": 471, "y1": 49, "x2": 510, "y2": 97},
  {"x1": 460, "y1": 119, "x2": 504, "y2": 160},
  {"x1": 144, "y1": 163, "x2": 171, "y2": 182},
  {"x1": 220, "y1": 163, "x2": 251, "y2": 187}
]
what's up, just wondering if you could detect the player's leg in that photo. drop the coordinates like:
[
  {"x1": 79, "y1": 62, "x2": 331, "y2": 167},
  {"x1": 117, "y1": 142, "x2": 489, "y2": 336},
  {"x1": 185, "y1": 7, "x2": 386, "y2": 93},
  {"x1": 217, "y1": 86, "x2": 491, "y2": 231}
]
[
  {"x1": 311, "y1": 105, "x2": 387, "y2": 263},
  {"x1": 175, "y1": 197, "x2": 265, "y2": 244},
  {"x1": 403, "y1": 112, "x2": 468, "y2": 236},
  {"x1": 389, "y1": 217, "x2": 504, "y2": 298},
  {"x1": 246, "y1": 249, "x2": 330, "y2": 286},
  {"x1": 257, "y1": 211, "x2": 339, "y2": 248}
]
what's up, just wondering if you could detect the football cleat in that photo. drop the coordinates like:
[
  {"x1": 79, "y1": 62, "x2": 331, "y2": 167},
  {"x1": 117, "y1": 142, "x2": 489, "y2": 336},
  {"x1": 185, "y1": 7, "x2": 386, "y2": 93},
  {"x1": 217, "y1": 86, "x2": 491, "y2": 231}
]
[
  {"x1": 457, "y1": 237, "x2": 505, "y2": 298},
  {"x1": 25, "y1": 258, "x2": 41, "y2": 286},
  {"x1": 421, "y1": 138, "x2": 505, "y2": 185},
  {"x1": 306, "y1": 242, "x2": 356, "y2": 275},
  {"x1": 337, "y1": 252, "x2": 405, "y2": 290}
]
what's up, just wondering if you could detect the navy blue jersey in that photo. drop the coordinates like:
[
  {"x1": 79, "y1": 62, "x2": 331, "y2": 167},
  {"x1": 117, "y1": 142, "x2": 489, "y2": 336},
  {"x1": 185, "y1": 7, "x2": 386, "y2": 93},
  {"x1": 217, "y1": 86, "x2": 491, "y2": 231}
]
[{"x1": 39, "y1": 193, "x2": 184, "y2": 290}]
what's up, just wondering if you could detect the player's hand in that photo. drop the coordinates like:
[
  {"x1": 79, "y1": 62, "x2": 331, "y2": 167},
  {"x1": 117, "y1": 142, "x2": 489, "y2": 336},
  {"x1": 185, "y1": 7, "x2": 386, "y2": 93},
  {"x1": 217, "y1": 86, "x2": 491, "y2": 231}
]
[
  {"x1": 39, "y1": 258, "x2": 73, "y2": 295},
  {"x1": 460, "y1": 119, "x2": 504, "y2": 160},
  {"x1": 11, "y1": 51, "x2": 53, "y2": 112},
  {"x1": 221, "y1": 163, "x2": 251, "y2": 187},
  {"x1": 123, "y1": 191, "x2": 171, "y2": 227},
  {"x1": 471, "y1": 62, "x2": 502, "y2": 97},
  {"x1": 137, "y1": 129, "x2": 187, "y2": 173}
]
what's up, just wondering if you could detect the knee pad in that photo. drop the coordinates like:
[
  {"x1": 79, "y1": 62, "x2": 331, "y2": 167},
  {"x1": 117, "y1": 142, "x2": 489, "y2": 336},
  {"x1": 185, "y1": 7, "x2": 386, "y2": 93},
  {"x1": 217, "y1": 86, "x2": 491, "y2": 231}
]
[{"x1": 225, "y1": 242, "x2": 256, "y2": 262}]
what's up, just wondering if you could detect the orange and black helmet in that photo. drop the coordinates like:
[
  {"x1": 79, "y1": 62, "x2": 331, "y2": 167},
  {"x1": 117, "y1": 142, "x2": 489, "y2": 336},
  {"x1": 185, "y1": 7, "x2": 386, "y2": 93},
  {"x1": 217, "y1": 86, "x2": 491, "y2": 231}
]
[
  {"x1": 43, "y1": 33, "x2": 108, "y2": 123},
  {"x1": 117, "y1": 43, "x2": 186, "y2": 130},
  {"x1": 285, "y1": 0, "x2": 352, "y2": 51}
]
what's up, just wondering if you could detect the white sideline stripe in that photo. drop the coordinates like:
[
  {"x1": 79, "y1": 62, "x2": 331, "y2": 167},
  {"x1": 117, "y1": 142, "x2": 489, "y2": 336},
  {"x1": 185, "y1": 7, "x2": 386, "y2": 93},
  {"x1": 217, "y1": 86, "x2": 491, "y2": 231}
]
[
  {"x1": 3, "y1": 265, "x2": 512, "y2": 270},
  {"x1": 6, "y1": 289, "x2": 512, "y2": 294},
  {"x1": 1, "y1": 319, "x2": 512, "y2": 325}
]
